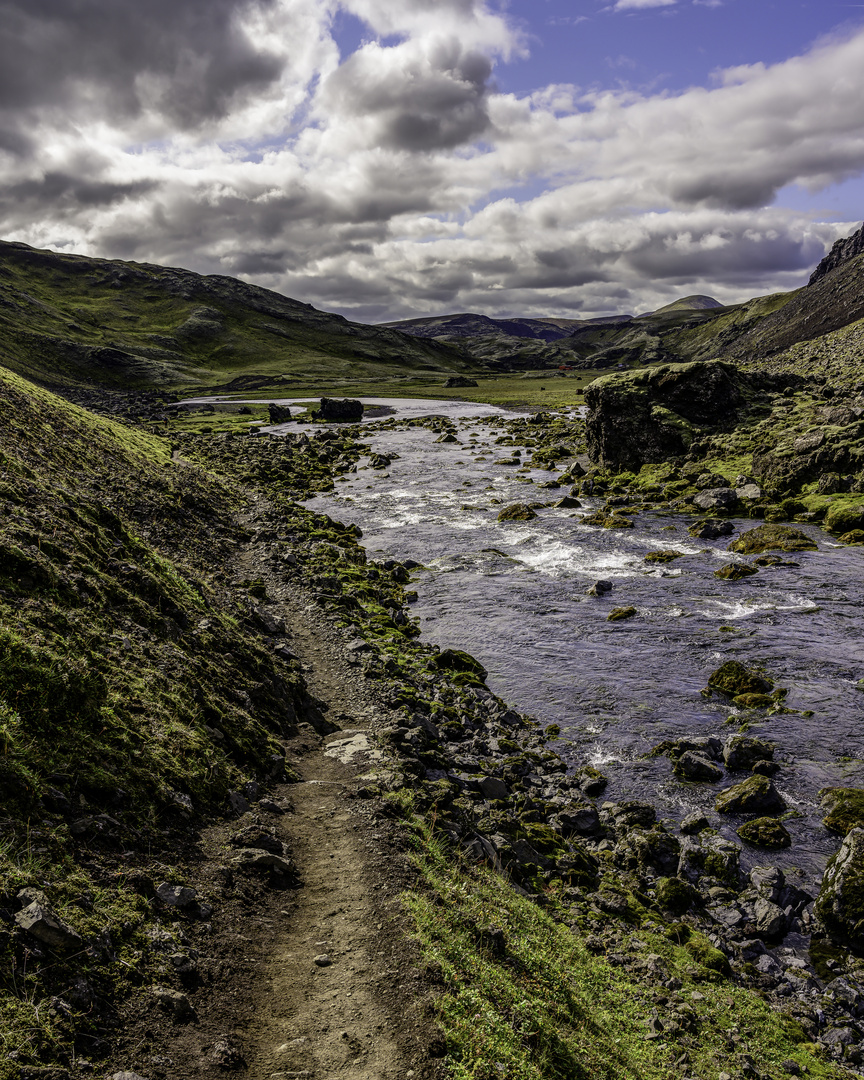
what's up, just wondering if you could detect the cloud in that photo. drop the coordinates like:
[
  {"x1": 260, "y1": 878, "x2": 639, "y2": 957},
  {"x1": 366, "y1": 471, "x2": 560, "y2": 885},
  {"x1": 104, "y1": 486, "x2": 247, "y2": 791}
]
[
  {"x1": 611, "y1": 0, "x2": 677, "y2": 10},
  {"x1": 0, "y1": 0, "x2": 861, "y2": 324}
]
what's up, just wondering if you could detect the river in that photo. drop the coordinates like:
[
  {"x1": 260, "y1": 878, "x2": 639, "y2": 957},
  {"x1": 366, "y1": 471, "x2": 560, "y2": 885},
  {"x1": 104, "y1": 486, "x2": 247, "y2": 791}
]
[{"x1": 294, "y1": 397, "x2": 864, "y2": 887}]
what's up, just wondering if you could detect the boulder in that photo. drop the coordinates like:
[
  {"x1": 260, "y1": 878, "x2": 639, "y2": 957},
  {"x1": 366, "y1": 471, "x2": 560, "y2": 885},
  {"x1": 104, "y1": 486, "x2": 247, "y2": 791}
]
[
  {"x1": 584, "y1": 360, "x2": 748, "y2": 471},
  {"x1": 14, "y1": 901, "x2": 82, "y2": 950},
  {"x1": 694, "y1": 488, "x2": 739, "y2": 512},
  {"x1": 586, "y1": 580, "x2": 613, "y2": 596},
  {"x1": 673, "y1": 751, "x2": 724, "y2": 783},
  {"x1": 824, "y1": 502, "x2": 864, "y2": 535},
  {"x1": 706, "y1": 660, "x2": 773, "y2": 697},
  {"x1": 714, "y1": 563, "x2": 758, "y2": 580},
  {"x1": 267, "y1": 403, "x2": 292, "y2": 423},
  {"x1": 312, "y1": 397, "x2": 364, "y2": 422},
  {"x1": 156, "y1": 883, "x2": 198, "y2": 908},
  {"x1": 607, "y1": 606, "x2": 637, "y2": 622},
  {"x1": 432, "y1": 648, "x2": 487, "y2": 679},
  {"x1": 497, "y1": 503, "x2": 537, "y2": 522},
  {"x1": 555, "y1": 802, "x2": 600, "y2": 836},
  {"x1": 688, "y1": 518, "x2": 734, "y2": 539},
  {"x1": 723, "y1": 735, "x2": 775, "y2": 771},
  {"x1": 715, "y1": 775, "x2": 786, "y2": 815},
  {"x1": 478, "y1": 776, "x2": 509, "y2": 801},
  {"x1": 678, "y1": 833, "x2": 743, "y2": 888},
  {"x1": 727, "y1": 524, "x2": 817, "y2": 554},
  {"x1": 820, "y1": 787, "x2": 864, "y2": 835},
  {"x1": 736, "y1": 817, "x2": 792, "y2": 849},
  {"x1": 444, "y1": 376, "x2": 478, "y2": 387},
  {"x1": 643, "y1": 549, "x2": 683, "y2": 563},
  {"x1": 815, "y1": 828, "x2": 864, "y2": 949}
]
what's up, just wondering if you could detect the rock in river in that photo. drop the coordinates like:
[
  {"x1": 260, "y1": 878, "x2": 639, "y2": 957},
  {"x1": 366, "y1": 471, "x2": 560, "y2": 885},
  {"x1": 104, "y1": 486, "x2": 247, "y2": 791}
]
[
  {"x1": 715, "y1": 775, "x2": 786, "y2": 815},
  {"x1": 736, "y1": 817, "x2": 792, "y2": 849},
  {"x1": 727, "y1": 524, "x2": 817, "y2": 554},
  {"x1": 497, "y1": 503, "x2": 537, "y2": 522}
]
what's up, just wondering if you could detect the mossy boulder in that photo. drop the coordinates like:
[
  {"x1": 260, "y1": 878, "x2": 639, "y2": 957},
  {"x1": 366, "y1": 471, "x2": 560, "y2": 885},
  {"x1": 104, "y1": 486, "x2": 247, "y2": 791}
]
[
  {"x1": 736, "y1": 817, "x2": 791, "y2": 848},
  {"x1": 727, "y1": 524, "x2": 817, "y2": 554},
  {"x1": 715, "y1": 775, "x2": 786, "y2": 815},
  {"x1": 497, "y1": 503, "x2": 537, "y2": 522},
  {"x1": 723, "y1": 735, "x2": 775, "y2": 770},
  {"x1": 685, "y1": 930, "x2": 731, "y2": 975},
  {"x1": 607, "y1": 606, "x2": 637, "y2": 622},
  {"x1": 688, "y1": 518, "x2": 734, "y2": 540},
  {"x1": 820, "y1": 787, "x2": 864, "y2": 835},
  {"x1": 824, "y1": 502, "x2": 864, "y2": 535},
  {"x1": 838, "y1": 529, "x2": 864, "y2": 545},
  {"x1": 673, "y1": 751, "x2": 724, "y2": 783},
  {"x1": 706, "y1": 660, "x2": 773, "y2": 697},
  {"x1": 815, "y1": 827, "x2": 864, "y2": 950},
  {"x1": 644, "y1": 549, "x2": 683, "y2": 563},
  {"x1": 432, "y1": 648, "x2": 487, "y2": 681},
  {"x1": 654, "y1": 876, "x2": 700, "y2": 914},
  {"x1": 714, "y1": 563, "x2": 758, "y2": 580},
  {"x1": 731, "y1": 692, "x2": 775, "y2": 709}
]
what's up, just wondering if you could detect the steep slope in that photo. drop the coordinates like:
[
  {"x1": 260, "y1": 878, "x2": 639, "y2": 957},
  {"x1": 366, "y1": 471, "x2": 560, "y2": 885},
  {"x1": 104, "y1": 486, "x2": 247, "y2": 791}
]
[{"x1": 0, "y1": 241, "x2": 471, "y2": 390}]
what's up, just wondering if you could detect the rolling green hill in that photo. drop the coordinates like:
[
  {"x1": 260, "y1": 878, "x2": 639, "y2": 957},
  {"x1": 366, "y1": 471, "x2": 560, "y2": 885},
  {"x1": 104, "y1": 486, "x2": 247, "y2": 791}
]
[{"x1": 0, "y1": 241, "x2": 473, "y2": 391}]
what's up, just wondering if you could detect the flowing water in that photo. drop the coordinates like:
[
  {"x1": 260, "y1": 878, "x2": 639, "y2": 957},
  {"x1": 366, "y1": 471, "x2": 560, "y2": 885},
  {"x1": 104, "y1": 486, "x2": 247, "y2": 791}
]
[{"x1": 238, "y1": 396, "x2": 864, "y2": 887}]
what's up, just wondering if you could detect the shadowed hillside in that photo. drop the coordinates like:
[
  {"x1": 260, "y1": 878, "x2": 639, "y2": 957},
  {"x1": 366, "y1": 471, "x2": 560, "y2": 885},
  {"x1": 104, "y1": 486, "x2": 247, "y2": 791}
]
[{"x1": 0, "y1": 241, "x2": 472, "y2": 391}]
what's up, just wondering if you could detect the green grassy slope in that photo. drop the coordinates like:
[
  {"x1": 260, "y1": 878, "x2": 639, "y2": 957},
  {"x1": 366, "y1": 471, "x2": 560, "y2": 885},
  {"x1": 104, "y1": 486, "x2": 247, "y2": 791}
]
[{"x1": 0, "y1": 241, "x2": 473, "y2": 391}]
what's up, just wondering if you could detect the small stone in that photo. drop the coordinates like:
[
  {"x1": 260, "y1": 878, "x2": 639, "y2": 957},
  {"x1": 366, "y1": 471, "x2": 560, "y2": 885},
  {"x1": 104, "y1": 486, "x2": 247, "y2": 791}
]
[
  {"x1": 586, "y1": 580, "x2": 613, "y2": 597},
  {"x1": 229, "y1": 791, "x2": 251, "y2": 815},
  {"x1": 156, "y1": 883, "x2": 198, "y2": 909},
  {"x1": 14, "y1": 901, "x2": 82, "y2": 950},
  {"x1": 152, "y1": 986, "x2": 195, "y2": 1019},
  {"x1": 258, "y1": 798, "x2": 287, "y2": 815},
  {"x1": 607, "y1": 606, "x2": 637, "y2": 622},
  {"x1": 313, "y1": 954, "x2": 331, "y2": 966},
  {"x1": 232, "y1": 849, "x2": 296, "y2": 875}
]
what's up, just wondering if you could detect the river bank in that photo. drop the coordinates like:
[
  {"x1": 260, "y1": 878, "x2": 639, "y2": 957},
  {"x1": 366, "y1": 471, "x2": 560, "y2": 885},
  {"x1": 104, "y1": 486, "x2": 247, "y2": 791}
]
[{"x1": 1, "y1": 367, "x2": 862, "y2": 1080}]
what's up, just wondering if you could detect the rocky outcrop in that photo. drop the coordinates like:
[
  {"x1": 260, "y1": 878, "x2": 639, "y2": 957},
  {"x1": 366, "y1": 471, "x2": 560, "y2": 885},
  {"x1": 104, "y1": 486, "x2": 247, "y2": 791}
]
[
  {"x1": 312, "y1": 397, "x2": 364, "y2": 422},
  {"x1": 816, "y1": 827, "x2": 864, "y2": 949},
  {"x1": 584, "y1": 361, "x2": 747, "y2": 471},
  {"x1": 809, "y1": 222, "x2": 864, "y2": 284},
  {"x1": 444, "y1": 376, "x2": 478, "y2": 387}
]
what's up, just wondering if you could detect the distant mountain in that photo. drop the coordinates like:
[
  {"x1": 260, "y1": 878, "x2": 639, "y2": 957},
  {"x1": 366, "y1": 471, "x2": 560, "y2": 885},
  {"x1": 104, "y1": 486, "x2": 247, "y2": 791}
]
[
  {"x1": 0, "y1": 241, "x2": 470, "y2": 390},
  {"x1": 646, "y1": 295, "x2": 724, "y2": 316}
]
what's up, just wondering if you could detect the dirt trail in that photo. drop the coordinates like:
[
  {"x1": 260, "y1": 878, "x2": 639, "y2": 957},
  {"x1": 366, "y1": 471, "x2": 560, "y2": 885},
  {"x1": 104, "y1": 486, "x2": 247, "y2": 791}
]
[{"x1": 234, "y1": 528, "x2": 442, "y2": 1080}]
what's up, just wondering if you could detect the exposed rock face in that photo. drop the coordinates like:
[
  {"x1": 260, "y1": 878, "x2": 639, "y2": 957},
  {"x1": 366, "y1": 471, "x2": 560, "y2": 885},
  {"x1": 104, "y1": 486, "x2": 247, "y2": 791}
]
[
  {"x1": 816, "y1": 827, "x2": 864, "y2": 949},
  {"x1": 312, "y1": 397, "x2": 363, "y2": 422},
  {"x1": 584, "y1": 361, "x2": 746, "y2": 471},
  {"x1": 809, "y1": 222, "x2": 864, "y2": 284}
]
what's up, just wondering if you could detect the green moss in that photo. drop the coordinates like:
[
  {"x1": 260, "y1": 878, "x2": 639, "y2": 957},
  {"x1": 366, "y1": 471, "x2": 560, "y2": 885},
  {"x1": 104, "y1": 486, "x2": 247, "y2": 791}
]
[{"x1": 820, "y1": 787, "x2": 864, "y2": 835}]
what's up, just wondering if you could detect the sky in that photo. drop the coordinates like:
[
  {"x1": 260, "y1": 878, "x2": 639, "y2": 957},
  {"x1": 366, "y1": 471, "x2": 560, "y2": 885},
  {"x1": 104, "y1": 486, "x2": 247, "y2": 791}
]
[{"x1": 1, "y1": 0, "x2": 863, "y2": 323}]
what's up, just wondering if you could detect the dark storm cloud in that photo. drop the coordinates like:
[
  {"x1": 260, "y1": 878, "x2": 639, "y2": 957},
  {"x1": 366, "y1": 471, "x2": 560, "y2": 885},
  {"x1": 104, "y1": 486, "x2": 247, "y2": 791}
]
[
  {"x1": 0, "y1": 0, "x2": 284, "y2": 139},
  {"x1": 319, "y1": 38, "x2": 493, "y2": 150},
  {"x1": 5, "y1": 171, "x2": 159, "y2": 208}
]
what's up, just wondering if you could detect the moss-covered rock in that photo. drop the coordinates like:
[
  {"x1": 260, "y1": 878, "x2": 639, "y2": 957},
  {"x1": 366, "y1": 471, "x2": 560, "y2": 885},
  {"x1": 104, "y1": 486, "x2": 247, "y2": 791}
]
[
  {"x1": 706, "y1": 660, "x2": 773, "y2": 697},
  {"x1": 685, "y1": 930, "x2": 731, "y2": 975},
  {"x1": 644, "y1": 549, "x2": 683, "y2": 563},
  {"x1": 723, "y1": 735, "x2": 775, "y2": 770},
  {"x1": 815, "y1": 827, "x2": 864, "y2": 951},
  {"x1": 714, "y1": 562, "x2": 758, "y2": 580},
  {"x1": 727, "y1": 524, "x2": 817, "y2": 554},
  {"x1": 497, "y1": 503, "x2": 537, "y2": 521},
  {"x1": 825, "y1": 502, "x2": 864, "y2": 534},
  {"x1": 736, "y1": 817, "x2": 792, "y2": 848},
  {"x1": 715, "y1": 775, "x2": 786, "y2": 815},
  {"x1": 654, "y1": 876, "x2": 700, "y2": 914},
  {"x1": 820, "y1": 787, "x2": 864, "y2": 835},
  {"x1": 838, "y1": 529, "x2": 864, "y2": 544},
  {"x1": 432, "y1": 648, "x2": 488, "y2": 680},
  {"x1": 607, "y1": 606, "x2": 637, "y2": 621}
]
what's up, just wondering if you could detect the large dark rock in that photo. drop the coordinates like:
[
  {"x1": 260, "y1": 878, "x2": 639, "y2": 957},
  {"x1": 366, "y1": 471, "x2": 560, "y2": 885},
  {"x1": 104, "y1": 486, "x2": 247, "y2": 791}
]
[
  {"x1": 268, "y1": 403, "x2": 292, "y2": 423},
  {"x1": 444, "y1": 376, "x2": 479, "y2": 387},
  {"x1": 816, "y1": 827, "x2": 864, "y2": 950},
  {"x1": 312, "y1": 397, "x2": 364, "y2": 422},
  {"x1": 584, "y1": 360, "x2": 747, "y2": 471}
]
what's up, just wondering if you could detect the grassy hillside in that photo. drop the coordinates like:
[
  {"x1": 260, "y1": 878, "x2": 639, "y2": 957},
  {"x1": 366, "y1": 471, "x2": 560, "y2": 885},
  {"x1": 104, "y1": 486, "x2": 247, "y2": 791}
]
[{"x1": 0, "y1": 241, "x2": 473, "y2": 391}]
